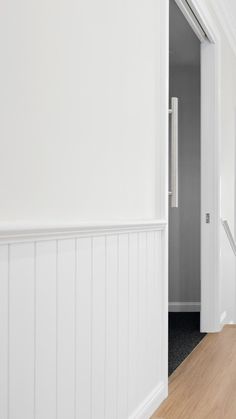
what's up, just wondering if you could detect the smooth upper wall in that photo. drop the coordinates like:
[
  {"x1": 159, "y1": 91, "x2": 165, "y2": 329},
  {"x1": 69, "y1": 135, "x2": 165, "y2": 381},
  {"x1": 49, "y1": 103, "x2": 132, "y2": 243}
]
[{"x1": 0, "y1": 0, "x2": 163, "y2": 223}]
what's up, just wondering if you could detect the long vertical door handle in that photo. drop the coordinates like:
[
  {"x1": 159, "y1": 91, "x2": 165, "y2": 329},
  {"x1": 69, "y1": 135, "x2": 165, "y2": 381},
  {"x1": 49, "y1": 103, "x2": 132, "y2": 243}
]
[{"x1": 169, "y1": 97, "x2": 179, "y2": 208}]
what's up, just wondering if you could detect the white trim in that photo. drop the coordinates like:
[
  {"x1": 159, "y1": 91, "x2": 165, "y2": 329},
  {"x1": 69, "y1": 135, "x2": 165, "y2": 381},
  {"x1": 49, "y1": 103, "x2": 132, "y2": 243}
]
[
  {"x1": 210, "y1": 1, "x2": 236, "y2": 58},
  {"x1": 175, "y1": 0, "x2": 207, "y2": 42},
  {"x1": 169, "y1": 302, "x2": 201, "y2": 312},
  {"x1": 172, "y1": 0, "x2": 221, "y2": 333},
  {"x1": 129, "y1": 382, "x2": 166, "y2": 419},
  {"x1": 220, "y1": 311, "x2": 227, "y2": 325},
  {"x1": 188, "y1": 0, "x2": 217, "y2": 43},
  {"x1": 0, "y1": 219, "x2": 167, "y2": 244},
  {"x1": 200, "y1": 34, "x2": 221, "y2": 333},
  {"x1": 159, "y1": 0, "x2": 169, "y2": 400}
]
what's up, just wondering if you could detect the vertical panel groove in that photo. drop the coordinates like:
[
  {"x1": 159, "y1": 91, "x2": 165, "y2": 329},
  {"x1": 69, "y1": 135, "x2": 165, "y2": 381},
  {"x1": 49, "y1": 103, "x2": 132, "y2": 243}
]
[
  {"x1": 9, "y1": 243, "x2": 35, "y2": 418},
  {"x1": 116, "y1": 235, "x2": 119, "y2": 419},
  {"x1": 34, "y1": 242, "x2": 37, "y2": 419},
  {"x1": 56, "y1": 240, "x2": 58, "y2": 419},
  {"x1": 126, "y1": 233, "x2": 130, "y2": 418},
  {"x1": 104, "y1": 236, "x2": 107, "y2": 419},
  {"x1": 35, "y1": 241, "x2": 57, "y2": 418},
  {"x1": 104, "y1": 235, "x2": 118, "y2": 419},
  {"x1": 90, "y1": 237, "x2": 93, "y2": 419},
  {"x1": 74, "y1": 239, "x2": 77, "y2": 419},
  {"x1": 0, "y1": 245, "x2": 9, "y2": 419},
  {"x1": 7, "y1": 244, "x2": 10, "y2": 419},
  {"x1": 136, "y1": 233, "x2": 140, "y2": 405},
  {"x1": 145, "y1": 232, "x2": 148, "y2": 394},
  {"x1": 57, "y1": 239, "x2": 76, "y2": 419}
]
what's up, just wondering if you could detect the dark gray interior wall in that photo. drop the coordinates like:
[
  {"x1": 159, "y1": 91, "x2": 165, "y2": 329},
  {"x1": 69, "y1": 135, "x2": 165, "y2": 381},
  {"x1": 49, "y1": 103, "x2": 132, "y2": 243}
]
[
  {"x1": 169, "y1": 65, "x2": 200, "y2": 303},
  {"x1": 169, "y1": 0, "x2": 201, "y2": 305}
]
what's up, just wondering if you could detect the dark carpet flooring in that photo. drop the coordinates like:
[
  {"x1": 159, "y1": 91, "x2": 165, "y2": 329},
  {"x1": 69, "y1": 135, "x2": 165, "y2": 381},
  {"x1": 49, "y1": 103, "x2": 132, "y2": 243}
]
[{"x1": 168, "y1": 312, "x2": 206, "y2": 376}]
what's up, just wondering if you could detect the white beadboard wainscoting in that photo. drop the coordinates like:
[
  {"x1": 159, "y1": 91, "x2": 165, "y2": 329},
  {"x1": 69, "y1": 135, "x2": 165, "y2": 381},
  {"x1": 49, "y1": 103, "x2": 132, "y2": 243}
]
[{"x1": 0, "y1": 220, "x2": 167, "y2": 419}]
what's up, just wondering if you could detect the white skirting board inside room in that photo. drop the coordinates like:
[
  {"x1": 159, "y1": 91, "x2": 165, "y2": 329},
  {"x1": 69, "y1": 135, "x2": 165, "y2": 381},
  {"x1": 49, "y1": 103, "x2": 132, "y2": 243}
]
[
  {"x1": 128, "y1": 382, "x2": 166, "y2": 419},
  {"x1": 0, "y1": 220, "x2": 167, "y2": 419},
  {"x1": 169, "y1": 302, "x2": 201, "y2": 312}
]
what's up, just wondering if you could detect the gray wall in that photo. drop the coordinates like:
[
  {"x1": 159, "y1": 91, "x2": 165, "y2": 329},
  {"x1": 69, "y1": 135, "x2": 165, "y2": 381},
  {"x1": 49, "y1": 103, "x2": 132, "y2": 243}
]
[{"x1": 169, "y1": 65, "x2": 201, "y2": 303}]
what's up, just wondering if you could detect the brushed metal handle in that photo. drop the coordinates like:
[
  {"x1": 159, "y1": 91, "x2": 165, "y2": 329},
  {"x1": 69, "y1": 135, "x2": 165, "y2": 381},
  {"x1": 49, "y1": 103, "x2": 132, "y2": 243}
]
[{"x1": 169, "y1": 97, "x2": 179, "y2": 208}]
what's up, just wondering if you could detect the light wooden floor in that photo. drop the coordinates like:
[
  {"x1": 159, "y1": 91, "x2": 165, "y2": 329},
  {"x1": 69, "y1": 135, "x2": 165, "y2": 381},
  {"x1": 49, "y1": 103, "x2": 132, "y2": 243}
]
[{"x1": 152, "y1": 326, "x2": 236, "y2": 419}]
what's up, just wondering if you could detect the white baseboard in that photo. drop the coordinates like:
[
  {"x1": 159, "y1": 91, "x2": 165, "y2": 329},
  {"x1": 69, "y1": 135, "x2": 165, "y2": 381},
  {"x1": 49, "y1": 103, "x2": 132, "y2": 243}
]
[
  {"x1": 220, "y1": 311, "x2": 236, "y2": 327},
  {"x1": 220, "y1": 311, "x2": 227, "y2": 325},
  {"x1": 169, "y1": 302, "x2": 201, "y2": 312},
  {"x1": 129, "y1": 382, "x2": 167, "y2": 419}
]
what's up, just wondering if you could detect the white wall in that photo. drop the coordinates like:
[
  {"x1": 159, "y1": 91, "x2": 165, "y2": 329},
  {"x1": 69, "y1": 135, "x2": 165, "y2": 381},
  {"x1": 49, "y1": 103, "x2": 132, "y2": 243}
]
[
  {"x1": 0, "y1": 1, "x2": 169, "y2": 418},
  {"x1": 169, "y1": 65, "x2": 201, "y2": 305},
  {"x1": 0, "y1": 0, "x2": 163, "y2": 224},
  {"x1": 2, "y1": 0, "x2": 236, "y2": 417}
]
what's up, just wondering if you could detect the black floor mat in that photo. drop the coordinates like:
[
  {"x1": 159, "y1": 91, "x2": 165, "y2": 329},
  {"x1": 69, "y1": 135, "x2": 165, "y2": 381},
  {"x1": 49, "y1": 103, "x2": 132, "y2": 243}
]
[{"x1": 168, "y1": 312, "x2": 206, "y2": 376}]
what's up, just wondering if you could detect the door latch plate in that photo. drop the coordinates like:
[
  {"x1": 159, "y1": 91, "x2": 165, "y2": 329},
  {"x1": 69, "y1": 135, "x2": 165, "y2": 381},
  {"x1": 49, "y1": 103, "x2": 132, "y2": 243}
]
[{"x1": 206, "y1": 213, "x2": 210, "y2": 224}]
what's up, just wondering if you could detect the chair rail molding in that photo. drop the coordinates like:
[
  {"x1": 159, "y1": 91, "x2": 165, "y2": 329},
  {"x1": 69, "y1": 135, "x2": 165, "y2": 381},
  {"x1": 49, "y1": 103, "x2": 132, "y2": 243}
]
[{"x1": 0, "y1": 219, "x2": 167, "y2": 244}]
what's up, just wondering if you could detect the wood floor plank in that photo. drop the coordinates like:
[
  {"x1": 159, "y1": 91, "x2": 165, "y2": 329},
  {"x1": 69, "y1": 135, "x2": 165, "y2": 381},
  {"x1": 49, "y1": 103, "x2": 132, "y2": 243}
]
[{"x1": 152, "y1": 326, "x2": 236, "y2": 419}]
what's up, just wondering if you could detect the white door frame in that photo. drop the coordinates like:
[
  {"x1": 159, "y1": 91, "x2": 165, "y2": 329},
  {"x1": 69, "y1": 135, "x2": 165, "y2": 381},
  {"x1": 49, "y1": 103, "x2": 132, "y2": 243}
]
[
  {"x1": 165, "y1": 0, "x2": 222, "y2": 333},
  {"x1": 200, "y1": 22, "x2": 221, "y2": 333}
]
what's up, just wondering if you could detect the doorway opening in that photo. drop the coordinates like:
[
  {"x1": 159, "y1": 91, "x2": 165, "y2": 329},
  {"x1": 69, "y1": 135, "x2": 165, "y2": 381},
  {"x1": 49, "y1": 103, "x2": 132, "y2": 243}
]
[{"x1": 168, "y1": 0, "x2": 207, "y2": 375}]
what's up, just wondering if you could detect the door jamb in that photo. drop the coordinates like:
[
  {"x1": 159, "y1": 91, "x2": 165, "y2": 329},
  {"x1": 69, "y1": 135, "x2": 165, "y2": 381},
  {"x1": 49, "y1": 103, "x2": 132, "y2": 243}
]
[
  {"x1": 170, "y1": 0, "x2": 222, "y2": 332},
  {"x1": 188, "y1": 0, "x2": 221, "y2": 332},
  {"x1": 159, "y1": 0, "x2": 221, "y2": 406}
]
